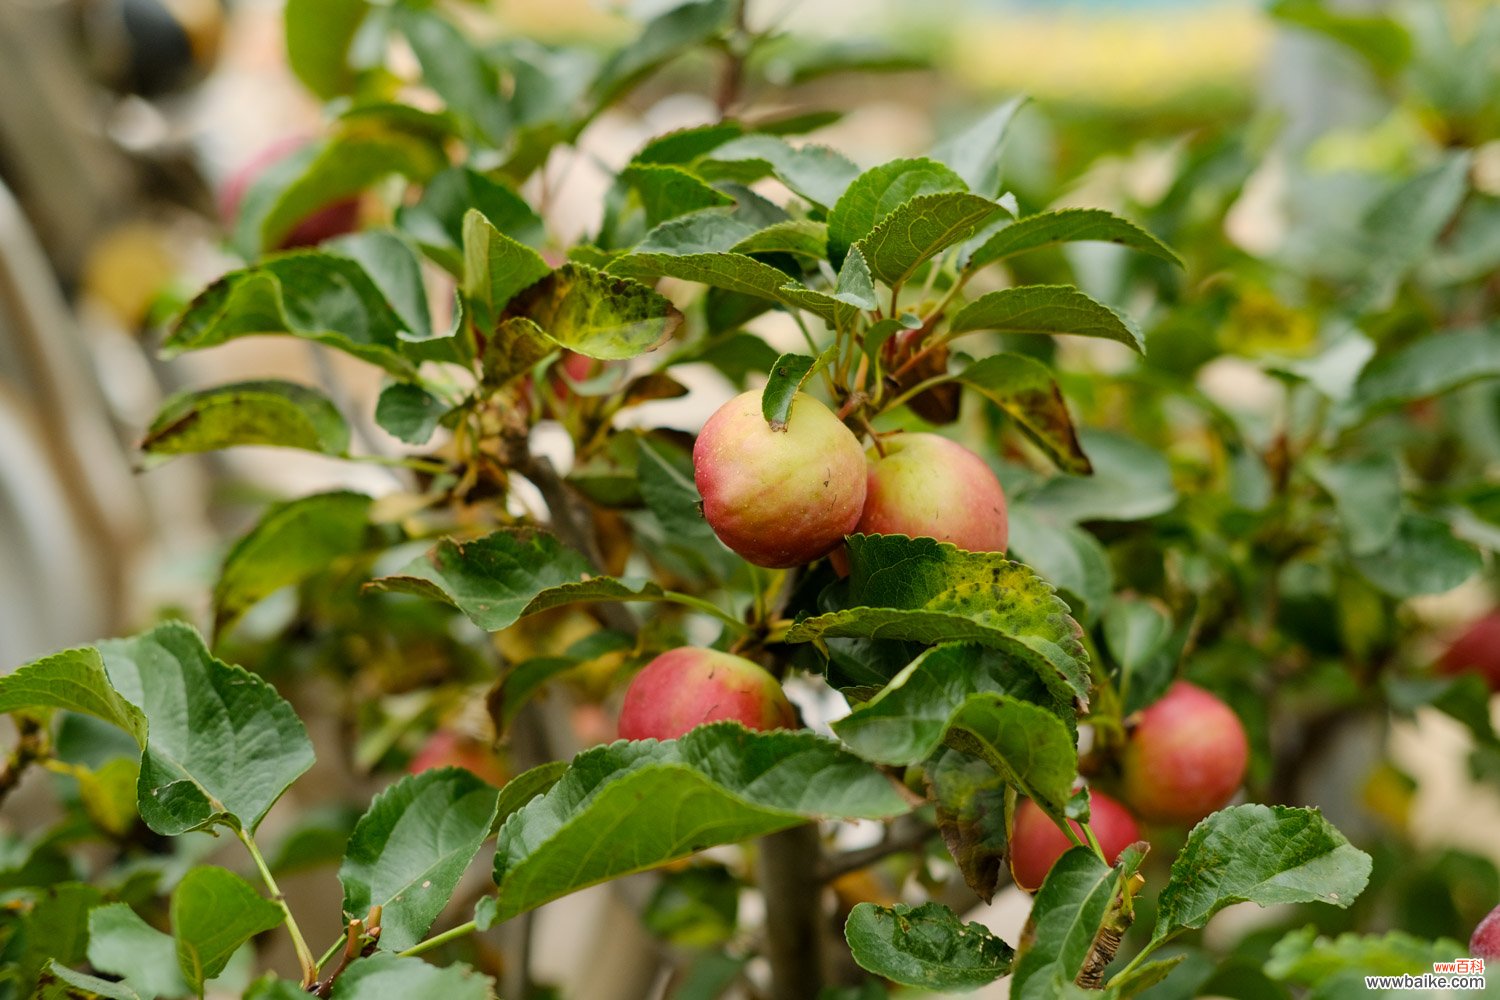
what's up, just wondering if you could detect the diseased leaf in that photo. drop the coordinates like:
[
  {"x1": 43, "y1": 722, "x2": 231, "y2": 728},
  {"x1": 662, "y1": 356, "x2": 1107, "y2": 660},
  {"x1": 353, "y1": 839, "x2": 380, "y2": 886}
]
[
  {"x1": 944, "y1": 694, "x2": 1078, "y2": 821},
  {"x1": 787, "y1": 535, "x2": 1091, "y2": 707},
  {"x1": 140, "y1": 380, "x2": 348, "y2": 461},
  {"x1": 100, "y1": 621, "x2": 315, "y2": 835},
  {"x1": 855, "y1": 192, "x2": 1002, "y2": 286},
  {"x1": 927, "y1": 749, "x2": 1008, "y2": 902},
  {"x1": 1151, "y1": 805, "x2": 1371, "y2": 945},
  {"x1": 844, "y1": 902, "x2": 1014, "y2": 991},
  {"x1": 506, "y1": 263, "x2": 681, "y2": 360},
  {"x1": 0, "y1": 647, "x2": 147, "y2": 746},
  {"x1": 340, "y1": 769, "x2": 501, "y2": 952},
  {"x1": 949, "y1": 285, "x2": 1145, "y2": 354},
  {"x1": 480, "y1": 724, "x2": 910, "y2": 924},
  {"x1": 953, "y1": 353, "x2": 1089, "y2": 474},
  {"x1": 214, "y1": 491, "x2": 372, "y2": 633},
  {"x1": 828, "y1": 158, "x2": 969, "y2": 267},
  {"x1": 965, "y1": 208, "x2": 1181, "y2": 271},
  {"x1": 620, "y1": 164, "x2": 734, "y2": 227},
  {"x1": 171, "y1": 867, "x2": 284, "y2": 993}
]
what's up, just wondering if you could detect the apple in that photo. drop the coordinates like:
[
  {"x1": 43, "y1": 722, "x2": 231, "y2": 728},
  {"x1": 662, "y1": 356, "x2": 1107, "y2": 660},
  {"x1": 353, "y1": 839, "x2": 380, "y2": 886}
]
[
  {"x1": 1471, "y1": 903, "x2": 1500, "y2": 958},
  {"x1": 855, "y1": 433, "x2": 1008, "y2": 552},
  {"x1": 693, "y1": 390, "x2": 866, "y2": 568},
  {"x1": 618, "y1": 648, "x2": 797, "y2": 741},
  {"x1": 408, "y1": 730, "x2": 508, "y2": 787},
  {"x1": 1009, "y1": 791, "x2": 1142, "y2": 892},
  {"x1": 1121, "y1": 681, "x2": 1249, "y2": 825},
  {"x1": 1437, "y1": 611, "x2": 1500, "y2": 691},
  {"x1": 220, "y1": 137, "x2": 360, "y2": 249}
]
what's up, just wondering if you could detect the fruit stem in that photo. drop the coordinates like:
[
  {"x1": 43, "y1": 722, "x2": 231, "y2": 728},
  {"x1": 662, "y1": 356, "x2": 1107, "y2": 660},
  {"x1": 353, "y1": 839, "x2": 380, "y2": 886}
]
[{"x1": 237, "y1": 827, "x2": 319, "y2": 987}]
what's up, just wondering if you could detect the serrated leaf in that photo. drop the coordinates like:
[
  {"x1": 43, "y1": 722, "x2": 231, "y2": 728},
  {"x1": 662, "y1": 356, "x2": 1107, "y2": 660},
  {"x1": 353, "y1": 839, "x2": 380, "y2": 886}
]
[
  {"x1": 215, "y1": 491, "x2": 373, "y2": 633},
  {"x1": 1005, "y1": 508, "x2": 1111, "y2": 626},
  {"x1": 1027, "y1": 429, "x2": 1177, "y2": 523},
  {"x1": 931, "y1": 96, "x2": 1028, "y2": 198},
  {"x1": 481, "y1": 724, "x2": 909, "y2": 924},
  {"x1": 1011, "y1": 847, "x2": 1131, "y2": 1000},
  {"x1": 834, "y1": 247, "x2": 878, "y2": 309},
  {"x1": 607, "y1": 249, "x2": 849, "y2": 325},
  {"x1": 1350, "y1": 327, "x2": 1500, "y2": 417},
  {"x1": 462, "y1": 209, "x2": 552, "y2": 324},
  {"x1": 505, "y1": 263, "x2": 681, "y2": 360},
  {"x1": 87, "y1": 903, "x2": 191, "y2": 999},
  {"x1": 844, "y1": 902, "x2": 1014, "y2": 992},
  {"x1": 1151, "y1": 805, "x2": 1371, "y2": 946},
  {"x1": 139, "y1": 380, "x2": 348, "y2": 461},
  {"x1": 399, "y1": 168, "x2": 544, "y2": 273},
  {"x1": 731, "y1": 219, "x2": 828, "y2": 261},
  {"x1": 340, "y1": 768, "x2": 501, "y2": 952},
  {"x1": 171, "y1": 867, "x2": 283, "y2": 992},
  {"x1": 966, "y1": 208, "x2": 1181, "y2": 271},
  {"x1": 620, "y1": 164, "x2": 734, "y2": 228},
  {"x1": 787, "y1": 534, "x2": 1091, "y2": 708},
  {"x1": 1306, "y1": 454, "x2": 1402, "y2": 556},
  {"x1": 1265, "y1": 925, "x2": 1465, "y2": 984},
  {"x1": 943, "y1": 694, "x2": 1078, "y2": 820},
  {"x1": 324, "y1": 953, "x2": 495, "y2": 1000},
  {"x1": 283, "y1": 0, "x2": 367, "y2": 100},
  {"x1": 638, "y1": 211, "x2": 760, "y2": 254},
  {"x1": 828, "y1": 158, "x2": 969, "y2": 267},
  {"x1": 855, "y1": 192, "x2": 1001, "y2": 287},
  {"x1": 100, "y1": 621, "x2": 314, "y2": 835},
  {"x1": 0, "y1": 647, "x2": 146, "y2": 746},
  {"x1": 949, "y1": 285, "x2": 1145, "y2": 354},
  {"x1": 375, "y1": 383, "x2": 449, "y2": 446},
  {"x1": 696, "y1": 135, "x2": 860, "y2": 210},
  {"x1": 1351, "y1": 513, "x2": 1480, "y2": 597},
  {"x1": 165, "y1": 254, "x2": 418, "y2": 376},
  {"x1": 832, "y1": 644, "x2": 1068, "y2": 768},
  {"x1": 37, "y1": 963, "x2": 141, "y2": 1000},
  {"x1": 953, "y1": 353, "x2": 1089, "y2": 474},
  {"x1": 369, "y1": 528, "x2": 666, "y2": 632}
]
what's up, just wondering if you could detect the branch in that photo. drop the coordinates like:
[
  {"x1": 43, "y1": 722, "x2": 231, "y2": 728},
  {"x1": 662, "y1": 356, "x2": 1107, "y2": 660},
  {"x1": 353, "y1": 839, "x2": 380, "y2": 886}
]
[
  {"x1": 820, "y1": 816, "x2": 934, "y2": 882},
  {"x1": 759, "y1": 824, "x2": 826, "y2": 1000},
  {"x1": 0, "y1": 717, "x2": 44, "y2": 809}
]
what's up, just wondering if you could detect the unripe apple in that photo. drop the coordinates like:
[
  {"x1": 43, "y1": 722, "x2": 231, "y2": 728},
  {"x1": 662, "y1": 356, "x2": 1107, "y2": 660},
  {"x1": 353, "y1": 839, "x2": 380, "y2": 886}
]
[
  {"x1": 693, "y1": 390, "x2": 866, "y2": 568},
  {"x1": 618, "y1": 648, "x2": 796, "y2": 741},
  {"x1": 1009, "y1": 792, "x2": 1142, "y2": 892},
  {"x1": 856, "y1": 433, "x2": 1008, "y2": 552},
  {"x1": 409, "y1": 730, "x2": 508, "y2": 787},
  {"x1": 1471, "y1": 903, "x2": 1500, "y2": 958},
  {"x1": 220, "y1": 137, "x2": 360, "y2": 249},
  {"x1": 1121, "y1": 681, "x2": 1249, "y2": 825},
  {"x1": 1437, "y1": 611, "x2": 1500, "y2": 692}
]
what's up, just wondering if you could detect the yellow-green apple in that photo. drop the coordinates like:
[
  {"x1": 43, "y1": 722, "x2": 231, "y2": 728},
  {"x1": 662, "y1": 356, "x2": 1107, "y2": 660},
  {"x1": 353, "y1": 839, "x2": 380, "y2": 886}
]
[
  {"x1": 1121, "y1": 681, "x2": 1249, "y2": 825},
  {"x1": 693, "y1": 390, "x2": 866, "y2": 568},
  {"x1": 856, "y1": 433, "x2": 1008, "y2": 551},
  {"x1": 618, "y1": 648, "x2": 796, "y2": 741},
  {"x1": 1009, "y1": 791, "x2": 1142, "y2": 892}
]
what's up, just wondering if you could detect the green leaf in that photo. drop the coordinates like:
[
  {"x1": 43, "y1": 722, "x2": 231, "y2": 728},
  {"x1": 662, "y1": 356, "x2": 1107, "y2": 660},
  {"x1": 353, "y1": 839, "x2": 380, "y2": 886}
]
[
  {"x1": 283, "y1": 0, "x2": 367, "y2": 100},
  {"x1": 697, "y1": 135, "x2": 861, "y2": 210},
  {"x1": 171, "y1": 867, "x2": 284, "y2": 992},
  {"x1": 635, "y1": 122, "x2": 743, "y2": 165},
  {"x1": 0, "y1": 647, "x2": 146, "y2": 746},
  {"x1": 1352, "y1": 153, "x2": 1472, "y2": 311},
  {"x1": 949, "y1": 285, "x2": 1145, "y2": 354},
  {"x1": 827, "y1": 158, "x2": 969, "y2": 267},
  {"x1": 620, "y1": 164, "x2": 735, "y2": 227},
  {"x1": 844, "y1": 902, "x2": 1014, "y2": 991},
  {"x1": 100, "y1": 621, "x2": 315, "y2": 835},
  {"x1": 855, "y1": 192, "x2": 1001, "y2": 286},
  {"x1": 927, "y1": 748, "x2": 1008, "y2": 902},
  {"x1": 505, "y1": 263, "x2": 682, "y2": 360},
  {"x1": 931, "y1": 96, "x2": 1028, "y2": 198},
  {"x1": 87, "y1": 903, "x2": 190, "y2": 999},
  {"x1": 832, "y1": 643, "x2": 1069, "y2": 768},
  {"x1": 1306, "y1": 454, "x2": 1402, "y2": 556},
  {"x1": 325, "y1": 953, "x2": 495, "y2": 1000},
  {"x1": 327, "y1": 231, "x2": 433, "y2": 341},
  {"x1": 1010, "y1": 847, "x2": 1131, "y2": 1000},
  {"x1": 482, "y1": 724, "x2": 910, "y2": 924},
  {"x1": 1350, "y1": 327, "x2": 1500, "y2": 417},
  {"x1": 943, "y1": 694, "x2": 1078, "y2": 820},
  {"x1": 494, "y1": 760, "x2": 569, "y2": 829},
  {"x1": 1351, "y1": 513, "x2": 1481, "y2": 597},
  {"x1": 637, "y1": 211, "x2": 759, "y2": 255},
  {"x1": 1101, "y1": 599, "x2": 1171, "y2": 680},
  {"x1": 214, "y1": 491, "x2": 372, "y2": 633},
  {"x1": 760, "y1": 352, "x2": 834, "y2": 429},
  {"x1": 965, "y1": 208, "x2": 1181, "y2": 271},
  {"x1": 400, "y1": 167, "x2": 544, "y2": 272},
  {"x1": 791, "y1": 534, "x2": 1091, "y2": 705},
  {"x1": 140, "y1": 380, "x2": 349, "y2": 461},
  {"x1": 392, "y1": 6, "x2": 509, "y2": 145},
  {"x1": 731, "y1": 219, "x2": 829, "y2": 261},
  {"x1": 588, "y1": 0, "x2": 733, "y2": 108},
  {"x1": 462, "y1": 209, "x2": 552, "y2": 323},
  {"x1": 36, "y1": 963, "x2": 140, "y2": 1000},
  {"x1": 16, "y1": 884, "x2": 103, "y2": 993},
  {"x1": 834, "y1": 247, "x2": 878, "y2": 309},
  {"x1": 1151, "y1": 805, "x2": 1371, "y2": 946},
  {"x1": 369, "y1": 528, "x2": 667, "y2": 632},
  {"x1": 1269, "y1": 0, "x2": 1413, "y2": 76},
  {"x1": 478, "y1": 317, "x2": 560, "y2": 387},
  {"x1": 339, "y1": 768, "x2": 500, "y2": 952},
  {"x1": 1005, "y1": 508, "x2": 1111, "y2": 625},
  {"x1": 1265, "y1": 925, "x2": 1465, "y2": 984},
  {"x1": 953, "y1": 353, "x2": 1089, "y2": 474},
  {"x1": 1026, "y1": 429, "x2": 1177, "y2": 523},
  {"x1": 75, "y1": 757, "x2": 141, "y2": 838},
  {"x1": 375, "y1": 384, "x2": 449, "y2": 446},
  {"x1": 164, "y1": 254, "x2": 417, "y2": 376}
]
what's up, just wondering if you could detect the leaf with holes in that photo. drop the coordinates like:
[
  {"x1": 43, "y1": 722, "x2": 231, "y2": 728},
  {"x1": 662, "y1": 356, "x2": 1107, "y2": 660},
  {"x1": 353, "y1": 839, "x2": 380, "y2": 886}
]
[{"x1": 845, "y1": 902, "x2": 1014, "y2": 992}]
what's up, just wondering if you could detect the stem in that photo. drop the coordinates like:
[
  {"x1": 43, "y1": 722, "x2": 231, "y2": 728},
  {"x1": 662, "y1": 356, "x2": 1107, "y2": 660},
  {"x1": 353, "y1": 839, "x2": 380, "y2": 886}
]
[
  {"x1": 759, "y1": 825, "x2": 825, "y2": 1000},
  {"x1": 660, "y1": 590, "x2": 751, "y2": 635},
  {"x1": 353, "y1": 453, "x2": 452, "y2": 476},
  {"x1": 715, "y1": 0, "x2": 749, "y2": 115},
  {"x1": 314, "y1": 934, "x2": 346, "y2": 974},
  {"x1": 397, "y1": 919, "x2": 478, "y2": 958},
  {"x1": 238, "y1": 828, "x2": 318, "y2": 987},
  {"x1": 878, "y1": 374, "x2": 953, "y2": 415}
]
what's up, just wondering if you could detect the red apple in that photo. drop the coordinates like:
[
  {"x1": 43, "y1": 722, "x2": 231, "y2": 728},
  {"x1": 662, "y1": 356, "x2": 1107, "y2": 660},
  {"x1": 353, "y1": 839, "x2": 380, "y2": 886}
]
[
  {"x1": 1009, "y1": 792, "x2": 1142, "y2": 892},
  {"x1": 855, "y1": 433, "x2": 1008, "y2": 551},
  {"x1": 1438, "y1": 611, "x2": 1500, "y2": 691},
  {"x1": 409, "y1": 730, "x2": 508, "y2": 787},
  {"x1": 693, "y1": 390, "x2": 866, "y2": 568},
  {"x1": 618, "y1": 648, "x2": 797, "y2": 741},
  {"x1": 1471, "y1": 903, "x2": 1500, "y2": 958},
  {"x1": 1121, "y1": 681, "x2": 1249, "y2": 825},
  {"x1": 220, "y1": 137, "x2": 360, "y2": 249}
]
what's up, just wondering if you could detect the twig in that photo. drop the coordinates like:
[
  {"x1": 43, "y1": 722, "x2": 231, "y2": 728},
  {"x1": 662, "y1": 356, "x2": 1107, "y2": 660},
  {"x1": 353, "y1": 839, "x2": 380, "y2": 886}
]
[
  {"x1": 715, "y1": 0, "x2": 750, "y2": 116},
  {"x1": 0, "y1": 718, "x2": 44, "y2": 809},
  {"x1": 313, "y1": 916, "x2": 380, "y2": 997},
  {"x1": 820, "y1": 817, "x2": 933, "y2": 881}
]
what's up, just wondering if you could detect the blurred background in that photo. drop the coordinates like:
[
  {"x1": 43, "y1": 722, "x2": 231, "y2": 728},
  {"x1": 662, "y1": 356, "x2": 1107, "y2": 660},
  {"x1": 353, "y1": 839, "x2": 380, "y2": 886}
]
[{"x1": 2, "y1": 0, "x2": 1499, "y2": 997}]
